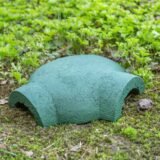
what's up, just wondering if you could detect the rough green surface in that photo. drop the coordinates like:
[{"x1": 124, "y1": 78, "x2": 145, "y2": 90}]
[{"x1": 9, "y1": 55, "x2": 144, "y2": 127}]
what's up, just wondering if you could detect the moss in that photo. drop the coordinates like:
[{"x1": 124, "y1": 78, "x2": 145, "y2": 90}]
[{"x1": 122, "y1": 127, "x2": 137, "y2": 140}]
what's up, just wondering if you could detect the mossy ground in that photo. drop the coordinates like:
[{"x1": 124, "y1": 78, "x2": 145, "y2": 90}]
[{"x1": 0, "y1": 74, "x2": 159, "y2": 160}]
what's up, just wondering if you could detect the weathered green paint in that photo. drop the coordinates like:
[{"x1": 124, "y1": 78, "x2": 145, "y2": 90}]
[{"x1": 9, "y1": 55, "x2": 145, "y2": 127}]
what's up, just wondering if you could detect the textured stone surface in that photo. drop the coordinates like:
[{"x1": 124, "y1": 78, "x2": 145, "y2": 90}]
[
  {"x1": 137, "y1": 98, "x2": 153, "y2": 111},
  {"x1": 9, "y1": 55, "x2": 145, "y2": 127}
]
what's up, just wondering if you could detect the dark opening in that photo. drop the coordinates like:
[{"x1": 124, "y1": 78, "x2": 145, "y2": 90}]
[
  {"x1": 126, "y1": 88, "x2": 140, "y2": 98},
  {"x1": 122, "y1": 88, "x2": 140, "y2": 111},
  {"x1": 15, "y1": 102, "x2": 29, "y2": 111},
  {"x1": 15, "y1": 102, "x2": 35, "y2": 119},
  {"x1": 12, "y1": 102, "x2": 36, "y2": 125}
]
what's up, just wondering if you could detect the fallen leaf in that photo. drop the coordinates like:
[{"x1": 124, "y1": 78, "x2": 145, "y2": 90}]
[
  {"x1": 70, "y1": 142, "x2": 82, "y2": 152},
  {"x1": 0, "y1": 98, "x2": 8, "y2": 105},
  {"x1": 41, "y1": 155, "x2": 48, "y2": 159},
  {"x1": 23, "y1": 151, "x2": 34, "y2": 157},
  {"x1": 0, "y1": 80, "x2": 7, "y2": 85},
  {"x1": 0, "y1": 144, "x2": 7, "y2": 149}
]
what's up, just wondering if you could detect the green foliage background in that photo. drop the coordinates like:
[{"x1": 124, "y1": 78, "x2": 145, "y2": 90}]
[{"x1": 0, "y1": 0, "x2": 160, "y2": 83}]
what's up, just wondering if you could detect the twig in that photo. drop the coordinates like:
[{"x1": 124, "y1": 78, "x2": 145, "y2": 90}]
[
  {"x1": 147, "y1": 88, "x2": 160, "y2": 92},
  {"x1": 42, "y1": 143, "x2": 55, "y2": 151}
]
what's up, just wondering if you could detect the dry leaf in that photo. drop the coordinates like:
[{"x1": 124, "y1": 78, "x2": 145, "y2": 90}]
[
  {"x1": 24, "y1": 151, "x2": 34, "y2": 157},
  {"x1": 0, "y1": 80, "x2": 7, "y2": 85},
  {"x1": 0, "y1": 144, "x2": 7, "y2": 149},
  {"x1": 70, "y1": 142, "x2": 82, "y2": 152},
  {"x1": 0, "y1": 98, "x2": 8, "y2": 105}
]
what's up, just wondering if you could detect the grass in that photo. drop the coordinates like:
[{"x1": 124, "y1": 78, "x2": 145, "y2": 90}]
[{"x1": 0, "y1": 0, "x2": 160, "y2": 159}]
